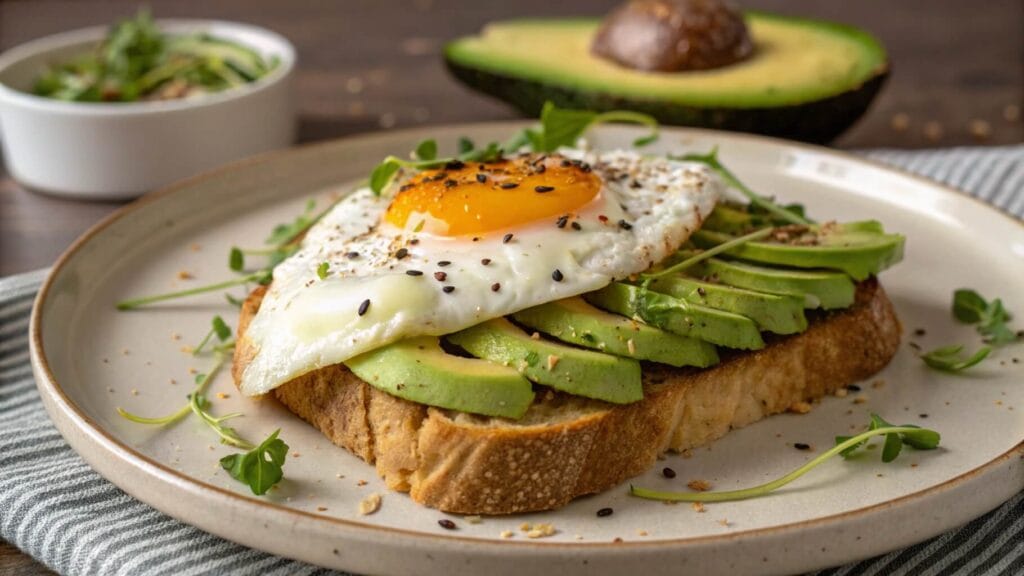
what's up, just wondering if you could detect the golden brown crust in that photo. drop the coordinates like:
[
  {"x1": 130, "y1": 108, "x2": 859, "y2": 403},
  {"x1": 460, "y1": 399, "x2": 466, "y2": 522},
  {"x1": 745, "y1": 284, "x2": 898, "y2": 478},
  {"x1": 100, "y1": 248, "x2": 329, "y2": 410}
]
[{"x1": 234, "y1": 280, "x2": 901, "y2": 514}]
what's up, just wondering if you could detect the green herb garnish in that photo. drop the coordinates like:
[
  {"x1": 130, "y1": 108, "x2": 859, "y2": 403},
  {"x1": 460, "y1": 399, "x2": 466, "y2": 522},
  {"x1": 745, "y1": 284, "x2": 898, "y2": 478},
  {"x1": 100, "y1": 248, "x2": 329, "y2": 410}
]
[
  {"x1": 192, "y1": 315, "x2": 232, "y2": 356},
  {"x1": 33, "y1": 9, "x2": 276, "y2": 103},
  {"x1": 316, "y1": 262, "x2": 330, "y2": 280},
  {"x1": 631, "y1": 414, "x2": 939, "y2": 503},
  {"x1": 921, "y1": 344, "x2": 992, "y2": 372},
  {"x1": 414, "y1": 139, "x2": 438, "y2": 161},
  {"x1": 952, "y1": 289, "x2": 1018, "y2": 345},
  {"x1": 219, "y1": 429, "x2": 289, "y2": 495},
  {"x1": 676, "y1": 148, "x2": 811, "y2": 226},
  {"x1": 115, "y1": 271, "x2": 269, "y2": 310},
  {"x1": 642, "y1": 227, "x2": 774, "y2": 280}
]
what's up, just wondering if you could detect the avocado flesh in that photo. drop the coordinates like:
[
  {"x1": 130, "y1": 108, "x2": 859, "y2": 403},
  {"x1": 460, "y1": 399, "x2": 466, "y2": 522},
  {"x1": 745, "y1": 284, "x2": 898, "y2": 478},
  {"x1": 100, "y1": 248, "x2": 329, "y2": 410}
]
[
  {"x1": 585, "y1": 283, "x2": 764, "y2": 350},
  {"x1": 689, "y1": 258, "x2": 855, "y2": 310},
  {"x1": 345, "y1": 336, "x2": 535, "y2": 419},
  {"x1": 512, "y1": 297, "x2": 718, "y2": 368},
  {"x1": 691, "y1": 224, "x2": 904, "y2": 281},
  {"x1": 444, "y1": 14, "x2": 888, "y2": 143},
  {"x1": 647, "y1": 276, "x2": 807, "y2": 335},
  {"x1": 702, "y1": 203, "x2": 806, "y2": 234},
  {"x1": 448, "y1": 318, "x2": 643, "y2": 404}
]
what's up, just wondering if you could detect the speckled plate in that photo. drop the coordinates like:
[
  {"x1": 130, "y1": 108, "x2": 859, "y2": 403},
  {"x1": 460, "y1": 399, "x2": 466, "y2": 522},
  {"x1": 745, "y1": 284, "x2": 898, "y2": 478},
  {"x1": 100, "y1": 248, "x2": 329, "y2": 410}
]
[{"x1": 30, "y1": 123, "x2": 1024, "y2": 576}]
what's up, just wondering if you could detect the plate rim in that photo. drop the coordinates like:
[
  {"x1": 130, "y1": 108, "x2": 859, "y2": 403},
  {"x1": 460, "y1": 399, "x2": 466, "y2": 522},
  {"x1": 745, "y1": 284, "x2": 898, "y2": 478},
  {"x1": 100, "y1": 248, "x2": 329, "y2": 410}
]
[{"x1": 28, "y1": 122, "x2": 1024, "y2": 560}]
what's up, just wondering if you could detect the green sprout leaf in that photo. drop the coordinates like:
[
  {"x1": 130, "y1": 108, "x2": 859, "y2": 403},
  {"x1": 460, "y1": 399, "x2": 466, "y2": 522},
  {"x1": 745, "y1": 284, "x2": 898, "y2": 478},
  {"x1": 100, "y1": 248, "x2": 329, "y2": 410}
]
[
  {"x1": 534, "y1": 101, "x2": 659, "y2": 152},
  {"x1": 642, "y1": 227, "x2": 774, "y2": 280},
  {"x1": 921, "y1": 344, "x2": 991, "y2": 372},
  {"x1": 229, "y1": 247, "x2": 244, "y2": 271},
  {"x1": 369, "y1": 160, "x2": 402, "y2": 196},
  {"x1": 192, "y1": 315, "x2": 232, "y2": 356},
  {"x1": 414, "y1": 139, "x2": 438, "y2": 161},
  {"x1": 219, "y1": 429, "x2": 289, "y2": 495},
  {"x1": 630, "y1": 414, "x2": 939, "y2": 503},
  {"x1": 952, "y1": 289, "x2": 988, "y2": 323},
  {"x1": 457, "y1": 136, "x2": 475, "y2": 155},
  {"x1": 316, "y1": 262, "x2": 330, "y2": 280},
  {"x1": 950, "y1": 288, "x2": 1018, "y2": 346}
]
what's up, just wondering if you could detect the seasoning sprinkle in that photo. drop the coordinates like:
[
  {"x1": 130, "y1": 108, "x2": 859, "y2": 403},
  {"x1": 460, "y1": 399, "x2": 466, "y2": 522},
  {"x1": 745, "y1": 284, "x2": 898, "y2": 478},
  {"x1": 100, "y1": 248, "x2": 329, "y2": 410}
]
[
  {"x1": 556, "y1": 215, "x2": 569, "y2": 229},
  {"x1": 535, "y1": 185, "x2": 555, "y2": 193},
  {"x1": 618, "y1": 219, "x2": 633, "y2": 230},
  {"x1": 662, "y1": 467, "x2": 677, "y2": 478},
  {"x1": 444, "y1": 179, "x2": 457, "y2": 188},
  {"x1": 571, "y1": 221, "x2": 582, "y2": 231},
  {"x1": 345, "y1": 251, "x2": 360, "y2": 259},
  {"x1": 491, "y1": 282, "x2": 501, "y2": 292},
  {"x1": 503, "y1": 233, "x2": 514, "y2": 244},
  {"x1": 394, "y1": 248, "x2": 409, "y2": 259},
  {"x1": 500, "y1": 182, "x2": 519, "y2": 190},
  {"x1": 438, "y1": 260, "x2": 451, "y2": 267},
  {"x1": 438, "y1": 519, "x2": 457, "y2": 530},
  {"x1": 406, "y1": 270, "x2": 424, "y2": 276},
  {"x1": 357, "y1": 299, "x2": 371, "y2": 316},
  {"x1": 481, "y1": 258, "x2": 492, "y2": 266},
  {"x1": 443, "y1": 286, "x2": 455, "y2": 294},
  {"x1": 445, "y1": 160, "x2": 465, "y2": 171},
  {"x1": 476, "y1": 173, "x2": 487, "y2": 183},
  {"x1": 596, "y1": 507, "x2": 614, "y2": 517},
  {"x1": 552, "y1": 269, "x2": 564, "y2": 282},
  {"x1": 847, "y1": 384, "x2": 862, "y2": 392},
  {"x1": 434, "y1": 271, "x2": 447, "y2": 282}
]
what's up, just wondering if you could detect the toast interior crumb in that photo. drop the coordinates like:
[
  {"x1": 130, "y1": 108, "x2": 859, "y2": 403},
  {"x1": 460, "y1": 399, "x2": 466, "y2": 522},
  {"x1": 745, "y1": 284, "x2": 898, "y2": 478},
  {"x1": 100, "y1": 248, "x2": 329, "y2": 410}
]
[
  {"x1": 687, "y1": 479, "x2": 712, "y2": 492},
  {"x1": 692, "y1": 502, "x2": 706, "y2": 513},
  {"x1": 358, "y1": 492, "x2": 382, "y2": 515},
  {"x1": 789, "y1": 401, "x2": 812, "y2": 414}
]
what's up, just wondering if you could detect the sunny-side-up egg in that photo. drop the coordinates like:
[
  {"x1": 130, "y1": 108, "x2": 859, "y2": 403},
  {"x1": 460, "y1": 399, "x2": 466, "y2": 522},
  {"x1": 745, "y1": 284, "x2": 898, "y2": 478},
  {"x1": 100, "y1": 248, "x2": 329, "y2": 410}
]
[{"x1": 238, "y1": 150, "x2": 721, "y2": 396}]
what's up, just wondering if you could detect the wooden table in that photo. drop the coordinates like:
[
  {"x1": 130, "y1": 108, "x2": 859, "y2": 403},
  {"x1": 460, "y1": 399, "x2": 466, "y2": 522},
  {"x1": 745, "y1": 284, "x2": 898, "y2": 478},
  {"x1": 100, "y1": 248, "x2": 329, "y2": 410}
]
[{"x1": 0, "y1": 0, "x2": 1021, "y2": 573}]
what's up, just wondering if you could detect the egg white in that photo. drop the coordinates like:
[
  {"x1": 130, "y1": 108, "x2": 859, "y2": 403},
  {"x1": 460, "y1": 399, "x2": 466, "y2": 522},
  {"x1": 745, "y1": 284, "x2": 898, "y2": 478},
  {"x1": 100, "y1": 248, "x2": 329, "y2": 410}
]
[{"x1": 239, "y1": 150, "x2": 721, "y2": 396}]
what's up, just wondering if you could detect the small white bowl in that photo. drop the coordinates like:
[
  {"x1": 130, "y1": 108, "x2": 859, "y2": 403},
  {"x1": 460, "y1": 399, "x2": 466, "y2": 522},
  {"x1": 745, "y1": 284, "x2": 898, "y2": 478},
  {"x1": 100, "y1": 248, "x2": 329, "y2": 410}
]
[{"x1": 0, "y1": 19, "x2": 296, "y2": 200}]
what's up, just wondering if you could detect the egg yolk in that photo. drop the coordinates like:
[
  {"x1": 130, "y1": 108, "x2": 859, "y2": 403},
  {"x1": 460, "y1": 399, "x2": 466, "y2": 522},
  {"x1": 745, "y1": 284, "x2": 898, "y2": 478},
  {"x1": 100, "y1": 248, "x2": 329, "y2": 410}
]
[{"x1": 383, "y1": 155, "x2": 602, "y2": 236}]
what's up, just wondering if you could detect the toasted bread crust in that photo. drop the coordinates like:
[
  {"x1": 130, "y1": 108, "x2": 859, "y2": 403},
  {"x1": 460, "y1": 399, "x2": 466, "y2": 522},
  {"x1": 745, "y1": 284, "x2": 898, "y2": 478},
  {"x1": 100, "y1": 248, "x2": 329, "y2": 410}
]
[{"x1": 234, "y1": 279, "x2": 900, "y2": 514}]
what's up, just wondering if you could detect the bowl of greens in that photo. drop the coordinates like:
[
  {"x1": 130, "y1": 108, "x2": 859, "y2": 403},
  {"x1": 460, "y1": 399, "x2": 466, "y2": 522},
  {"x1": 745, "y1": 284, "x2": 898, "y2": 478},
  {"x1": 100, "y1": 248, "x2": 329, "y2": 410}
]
[{"x1": 0, "y1": 12, "x2": 295, "y2": 199}]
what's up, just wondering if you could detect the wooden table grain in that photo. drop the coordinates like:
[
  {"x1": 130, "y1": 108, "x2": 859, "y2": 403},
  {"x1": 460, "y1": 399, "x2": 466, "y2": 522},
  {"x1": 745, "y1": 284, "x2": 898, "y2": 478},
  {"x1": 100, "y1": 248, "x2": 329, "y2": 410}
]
[{"x1": 0, "y1": 0, "x2": 1021, "y2": 572}]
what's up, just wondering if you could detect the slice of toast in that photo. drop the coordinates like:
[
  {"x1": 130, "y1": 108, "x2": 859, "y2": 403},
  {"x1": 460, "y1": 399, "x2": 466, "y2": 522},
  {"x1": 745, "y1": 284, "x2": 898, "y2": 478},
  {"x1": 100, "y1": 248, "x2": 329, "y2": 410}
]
[{"x1": 233, "y1": 279, "x2": 900, "y2": 515}]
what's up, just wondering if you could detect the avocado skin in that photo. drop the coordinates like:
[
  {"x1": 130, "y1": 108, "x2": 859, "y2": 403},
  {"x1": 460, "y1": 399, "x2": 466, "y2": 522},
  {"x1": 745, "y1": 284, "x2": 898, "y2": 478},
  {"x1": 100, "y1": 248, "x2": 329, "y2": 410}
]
[
  {"x1": 647, "y1": 276, "x2": 807, "y2": 335},
  {"x1": 345, "y1": 336, "x2": 535, "y2": 419},
  {"x1": 585, "y1": 282, "x2": 764, "y2": 350},
  {"x1": 445, "y1": 59, "x2": 887, "y2": 144},
  {"x1": 448, "y1": 318, "x2": 643, "y2": 404},
  {"x1": 512, "y1": 296, "x2": 719, "y2": 368}
]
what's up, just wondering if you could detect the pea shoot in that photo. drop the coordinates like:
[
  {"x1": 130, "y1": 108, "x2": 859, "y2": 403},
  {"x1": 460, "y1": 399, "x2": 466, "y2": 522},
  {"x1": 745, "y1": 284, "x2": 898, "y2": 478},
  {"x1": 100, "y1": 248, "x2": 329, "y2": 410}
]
[
  {"x1": 220, "y1": 429, "x2": 289, "y2": 495},
  {"x1": 630, "y1": 413, "x2": 939, "y2": 503}
]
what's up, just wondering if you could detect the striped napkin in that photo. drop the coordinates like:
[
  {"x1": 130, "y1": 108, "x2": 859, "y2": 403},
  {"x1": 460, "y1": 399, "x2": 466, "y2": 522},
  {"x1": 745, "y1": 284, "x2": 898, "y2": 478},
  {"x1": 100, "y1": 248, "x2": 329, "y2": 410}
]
[{"x1": 2, "y1": 145, "x2": 1022, "y2": 576}]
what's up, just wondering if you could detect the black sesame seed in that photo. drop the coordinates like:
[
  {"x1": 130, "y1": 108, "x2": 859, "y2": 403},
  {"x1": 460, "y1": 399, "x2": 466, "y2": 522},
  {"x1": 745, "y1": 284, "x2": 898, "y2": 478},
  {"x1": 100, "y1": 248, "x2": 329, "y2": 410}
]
[
  {"x1": 394, "y1": 248, "x2": 409, "y2": 259},
  {"x1": 618, "y1": 219, "x2": 633, "y2": 230},
  {"x1": 556, "y1": 215, "x2": 569, "y2": 229},
  {"x1": 580, "y1": 163, "x2": 592, "y2": 173},
  {"x1": 630, "y1": 180, "x2": 642, "y2": 189},
  {"x1": 438, "y1": 260, "x2": 451, "y2": 267},
  {"x1": 357, "y1": 299, "x2": 370, "y2": 316},
  {"x1": 434, "y1": 271, "x2": 447, "y2": 281},
  {"x1": 438, "y1": 519, "x2": 457, "y2": 530},
  {"x1": 399, "y1": 184, "x2": 413, "y2": 192},
  {"x1": 571, "y1": 221, "x2": 582, "y2": 231},
  {"x1": 596, "y1": 507, "x2": 614, "y2": 517},
  {"x1": 662, "y1": 467, "x2": 676, "y2": 478},
  {"x1": 472, "y1": 237, "x2": 481, "y2": 242},
  {"x1": 476, "y1": 173, "x2": 487, "y2": 183},
  {"x1": 346, "y1": 251, "x2": 360, "y2": 259},
  {"x1": 491, "y1": 282, "x2": 501, "y2": 292},
  {"x1": 535, "y1": 185, "x2": 555, "y2": 193},
  {"x1": 552, "y1": 269, "x2": 564, "y2": 282},
  {"x1": 914, "y1": 328, "x2": 926, "y2": 336},
  {"x1": 443, "y1": 286, "x2": 455, "y2": 294},
  {"x1": 444, "y1": 179, "x2": 458, "y2": 188},
  {"x1": 919, "y1": 413, "x2": 929, "y2": 418},
  {"x1": 406, "y1": 270, "x2": 423, "y2": 276},
  {"x1": 794, "y1": 443, "x2": 811, "y2": 451},
  {"x1": 481, "y1": 258, "x2": 492, "y2": 266},
  {"x1": 535, "y1": 164, "x2": 546, "y2": 174},
  {"x1": 503, "y1": 233, "x2": 514, "y2": 244},
  {"x1": 847, "y1": 384, "x2": 861, "y2": 392},
  {"x1": 561, "y1": 159, "x2": 571, "y2": 167},
  {"x1": 445, "y1": 160, "x2": 465, "y2": 171},
  {"x1": 500, "y1": 182, "x2": 519, "y2": 190}
]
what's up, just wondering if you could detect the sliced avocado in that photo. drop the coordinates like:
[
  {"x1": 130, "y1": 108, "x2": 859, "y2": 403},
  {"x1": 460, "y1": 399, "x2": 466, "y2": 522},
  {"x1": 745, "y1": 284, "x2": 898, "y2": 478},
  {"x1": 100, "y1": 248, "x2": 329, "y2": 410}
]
[
  {"x1": 691, "y1": 224, "x2": 904, "y2": 281},
  {"x1": 585, "y1": 283, "x2": 764, "y2": 350},
  {"x1": 702, "y1": 202, "x2": 806, "y2": 234},
  {"x1": 689, "y1": 258, "x2": 855, "y2": 310},
  {"x1": 647, "y1": 276, "x2": 807, "y2": 335},
  {"x1": 512, "y1": 296, "x2": 718, "y2": 368},
  {"x1": 345, "y1": 336, "x2": 534, "y2": 419},
  {"x1": 448, "y1": 318, "x2": 643, "y2": 404},
  {"x1": 444, "y1": 14, "x2": 888, "y2": 143}
]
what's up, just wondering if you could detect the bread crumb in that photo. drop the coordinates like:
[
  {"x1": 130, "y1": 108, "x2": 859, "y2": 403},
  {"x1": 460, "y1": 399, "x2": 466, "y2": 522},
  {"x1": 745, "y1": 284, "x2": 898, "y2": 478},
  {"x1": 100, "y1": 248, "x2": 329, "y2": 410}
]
[
  {"x1": 525, "y1": 523, "x2": 557, "y2": 539},
  {"x1": 853, "y1": 396, "x2": 869, "y2": 405},
  {"x1": 680, "y1": 449, "x2": 693, "y2": 459},
  {"x1": 718, "y1": 519, "x2": 731, "y2": 527},
  {"x1": 627, "y1": 339, "x2": 636, "y2": 355},
  {"x1": 336, "y1": 473, "x2": 345, "y2": 479},
  {"x1": 546, "y1": 355, "x2": 560, "y2": 371},
  {"x1": 834, "y1": 388, "x2": 848, "y2": 398},
  {"x1": 121, "y1": 348, "x2": 130, "y2": 356},
  {"x1": 519, "y1": 522, "x2": 532, "y2": 531},
  {"x1": 181, "y1": 346, "x2": 194, "y2": 354},
  {"x1": 130, "y1": 388, "x2": 139, "y2": 396},
  {"x1": 687, "y1": 479, "x2": 712, "y2": 492},
  {"x1": 530, "y1": 332, "x2": 541, "y2": 340},
  {"x1": 789, "y1": 401, "x2": 812, "y2": 414},
  {"x1": 637, "y1": 529, "x2": 649, "y2": 536},
  {"x1": 871, "y1": 379, "x2": 886, "y2": 389},
  {"x1": 692, "y1": 502, "x2": 706, "y2": 513},
  {"x1": 465, "y1": 515, "x2": 482, "y2": 525},
  {"x1": 574, "y1": 534, "x2": 584, "y2": 541},
  {"x1": 190, "y1": 243, "x2": 202, "y2": 252},
  {"x1": 358, "y1": 492, "x2": 382, "y2": 515},
  {"x1": 177, "y1": 271, "x2": 194, "y2": 280},
  {"x1": 317, "y1": 506, "x2": 328, "y2": 512},
  {"x1": 188, "y1": 367, "x2": 197, "y2": 374},
  {"x1": 357, "y1": 479, "x2": 368, "y2": 486},
  {"x1": 216, "y1": 392, "x2": 229, "y2": 399},
  {"x1": 171, "y1": 333, "x2": 181, "y2": 341},
  {"x1": 169, "y1": 379, "x2": 177, "y2": 385},
  {"x1": 500, "y1": 530, "x2": 514, "y2": 539},
  {"x1": 291, "y1": 452, "x2": 301, "y2": 458},
  {"x1": 613, "y1": 537, "x2": 623, "y2": 543}
]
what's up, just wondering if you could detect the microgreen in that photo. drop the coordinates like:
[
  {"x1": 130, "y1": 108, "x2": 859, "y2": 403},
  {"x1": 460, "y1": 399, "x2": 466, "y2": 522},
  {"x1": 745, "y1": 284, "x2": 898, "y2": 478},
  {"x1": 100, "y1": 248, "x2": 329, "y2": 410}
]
[
  {"x1": 192, "y1": 315, "x2": 233, "y2": 356},
  {"x1": 219, "y1": 429, "x2": 288, "y2": 495},
  {"x1": 641, "y1": 227, "x2": 774, "y2": 280},
  {"x1": 225, "y1": 294, "x2": 245, "y2": 308},
  {"x1": 675, "y1": 148, "x2": 811, "y2": 226},
  {"x1": 457, "y1": 136, "x2": 475, "y2": 155},
  {"x1": 952, "y1": 289, "x2": 1018, "y2": 345},
  {"x1": 530, "y1": 101, "x2": 659, "y2": 152},
  {"x1": 316, "y1": 262, "x2": 330, "y2": 280},
  {"x1": 920, "y1": 344, "x2": 992, "y2": 372},
  {"x1": 115, "y1": 271, "x2": 270, "y2": 310},
  {"x1": 630, "y1": 414, "x2": 939, "y2": 503},
  {"x1": 229, "y1": 247, "x2": 244, "y2": 271},
  {"x1": 265, "y1": 199, "x2": 318, "y2": 246},
  {"x1": 414, "y1": 139, "x2": 438, "y2": 161}
]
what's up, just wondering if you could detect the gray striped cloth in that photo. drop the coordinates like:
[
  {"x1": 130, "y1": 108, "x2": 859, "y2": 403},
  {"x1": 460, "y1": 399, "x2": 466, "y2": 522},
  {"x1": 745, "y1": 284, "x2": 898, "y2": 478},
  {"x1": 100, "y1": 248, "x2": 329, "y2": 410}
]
[{"x1": 2, "y1": 145, "x2": 1022, "y2": 576}]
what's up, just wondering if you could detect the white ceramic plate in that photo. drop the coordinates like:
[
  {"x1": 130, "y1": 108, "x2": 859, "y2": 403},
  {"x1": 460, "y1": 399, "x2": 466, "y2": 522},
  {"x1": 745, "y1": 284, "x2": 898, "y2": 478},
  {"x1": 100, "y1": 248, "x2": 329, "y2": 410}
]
[{"x1": 31, "y1": 124, "x2": 1024, "y2": 575}]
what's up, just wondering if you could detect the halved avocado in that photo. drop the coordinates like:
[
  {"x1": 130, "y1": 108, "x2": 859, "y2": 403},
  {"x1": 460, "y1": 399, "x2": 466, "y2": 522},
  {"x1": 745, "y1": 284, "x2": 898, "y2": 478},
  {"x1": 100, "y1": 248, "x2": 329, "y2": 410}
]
[{"x1": 444, "y1": 13, "x2": 888, "y2": 143}]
